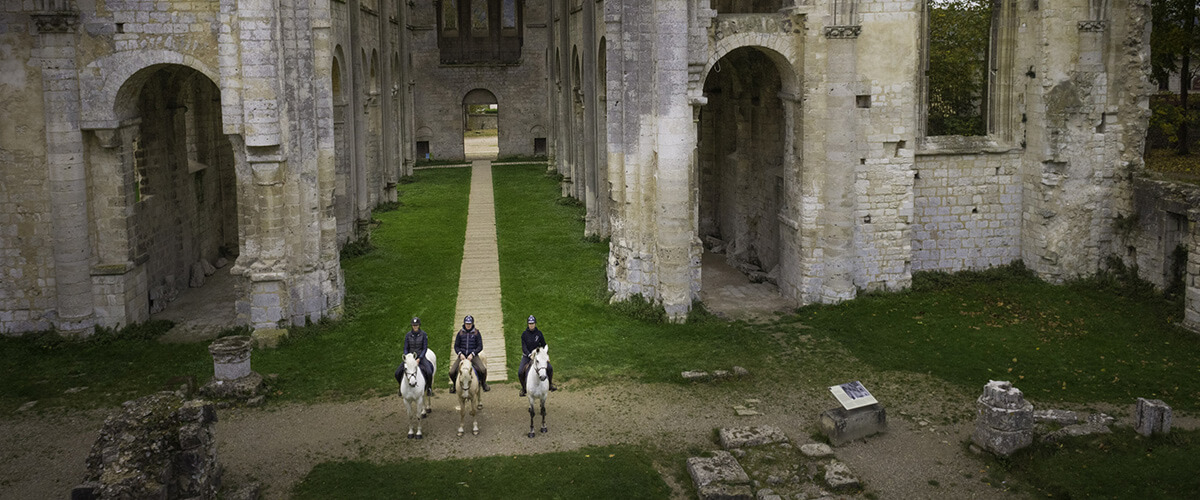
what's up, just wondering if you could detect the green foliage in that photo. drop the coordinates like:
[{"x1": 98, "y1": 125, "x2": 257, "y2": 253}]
[
  {"x1": 1149, "y1": 93, "x2": 1200, "y2": 147},
  {"x1": 1151, "y1": 0, "x2": 1198, "y2": 154},
  {"x1": 610, "y1": 294, "x2": 669, "y2": 324},
  {"x1": 927, "y1": 0, "x2": 991, "y2": 136},
  {"x1": 1002, "y1": 428, "x2": 1200, "y2": 499},
  {"x1": 293, "y1": 445, "x2": 671, "y2": 499},
  {"x1": 339, "y1": 234, "x2": 375, "y2": 259}
]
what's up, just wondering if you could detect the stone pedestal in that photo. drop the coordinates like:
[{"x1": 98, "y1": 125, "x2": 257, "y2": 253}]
[
  {"x1": 201, "y1": 335, "x2": 264, "y2": 402},
  {"x1": 209, "y1": 336, "x2": 252, "y2": 380},
  {"x1": 1134, "y1": 398, "x2": 1172, "y2": 437},
  {"x1": 971, "y1": 380, "x2": 1033, "y2": 456},
  {"x1": 818, "y1": 404, "x2": 887, "y2": 446}
]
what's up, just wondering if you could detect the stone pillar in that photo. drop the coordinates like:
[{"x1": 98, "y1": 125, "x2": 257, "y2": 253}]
[
  {"x1": 971, "y1": 380, "x2": 1034, "y2": 457},
  {"x1": 1134, "y1": 397, "x2": 1172, "y2": 437},
  {"x1": 654, "y1": 0, "x2": 698, "y2": 321},
  {"x1": 777, "y1": 94, "x2": 803, "y2": 301},
  {"x1": 1184, "y1": 217, "x2": 1200, "y2": 331},
  {"x1": 814, "y1": 23, "x2": 861, "y2": 303},
  {"x1": 582, "y1": 0, "x2": 601, "y2": 237},
  {"x1": 87, "y1": 127, "x2": 149, "y2": 329},
  {"x1": 35, "y1": 4, "x2": 94, "y2": 337}
]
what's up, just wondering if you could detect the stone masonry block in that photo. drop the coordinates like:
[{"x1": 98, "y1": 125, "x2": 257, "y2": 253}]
[
  {"x1": 1134, "y1": 398, "x2": 1172, "y2": 437},
  {"x1": 819, "y1": 404, "x2": 887, "y2": 446}
]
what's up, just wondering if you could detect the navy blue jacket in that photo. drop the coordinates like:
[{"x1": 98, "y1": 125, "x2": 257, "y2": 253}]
[
  {"x1": 454, "y1": 327, "x2": 483, "y2": 356},
  {"x1": 521, "y1": 327, "x2": 546, "y2": 357},
  {"x1": 404, "y1": 329, "x2": 429, "y2": 361}
]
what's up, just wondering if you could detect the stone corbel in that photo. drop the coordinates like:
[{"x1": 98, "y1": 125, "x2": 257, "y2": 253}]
[
  {"x1": 823, "y1": 25, "x2": 861, "y2": 39},
  {"x1": 92, "y1": 128, "x2": 121, "y2": 149}
]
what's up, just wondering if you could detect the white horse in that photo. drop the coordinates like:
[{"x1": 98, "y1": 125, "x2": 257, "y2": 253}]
[
  {"x1": 455, "y1": 356, "x2": 482, "y2": 436},
  {"x1": 525, "y1": 345, "x2": 550, "y2": 438},
  {"x1": 399, "y1": 350, "x2": 437, "y2": 439}
]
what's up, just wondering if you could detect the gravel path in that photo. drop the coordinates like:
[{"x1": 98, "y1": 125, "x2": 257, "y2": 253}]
[{"x1": 9, "y1": 371, "x2": 1162, "y2": 499}]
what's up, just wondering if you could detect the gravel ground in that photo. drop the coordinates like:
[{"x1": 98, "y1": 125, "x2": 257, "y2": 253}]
[{"x1": 3, "y1": 374, "x2": 1195, "y2": 499}]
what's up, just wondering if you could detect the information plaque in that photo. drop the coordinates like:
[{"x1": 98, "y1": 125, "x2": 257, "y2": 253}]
[{"x1": 829, "y1": 380, "x2": 878, "y2": 410}]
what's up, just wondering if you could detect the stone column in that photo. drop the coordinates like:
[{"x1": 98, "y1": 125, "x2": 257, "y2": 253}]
[
  {"x1": 36, "y1": 4, "x2": 94, "y2": 337},
  {"x1": 1183, "y1": 217, "x2": 1200, "y2": 331},
  {"x1": 815, "y1": 23, "x2": 861, "y2": 303},
  {"x1": 777, "y1": 93, "x2": 803, "y2": 301},
  {"x1": 971, "y1": 380, "x2": 1033, "y2": 457},
  {"x1": 654, "y1": 0, "x2": 697, "y2": 321},
  {"x1": 582, "y1": 0, "x2": 601, "y2": 237}
]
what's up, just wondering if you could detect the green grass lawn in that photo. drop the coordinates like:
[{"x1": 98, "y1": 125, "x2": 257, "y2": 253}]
[
  {"x1": 491, "y1": 164, "x2": 778, "y2": 385},
  {"x1": 293, "y1": 445, "x2": 671, "y2": 500},
  {"x1": 798, "y1": 265, "x2": 1200, "y2": 411}
]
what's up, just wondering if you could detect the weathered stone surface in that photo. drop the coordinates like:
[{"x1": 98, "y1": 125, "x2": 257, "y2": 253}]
[
  {"x1": 683, "y1": 370, "x2": 710, "y2": 381},
  {"x1": 1040, "y1": 423, "x2": 1112, "y2": 443},
  {"x1": 733, "y1": 366, "x2": 750, "y2": 377},
  {"x1": 972, "y1": 381, "x2": 1033, "y2": 457},
  {"x1": 1135, "y1": 398, "x2": 1172, "y2": 437},
  {"x1": 80, "y1": 392, "x2": 220, "y2": 499},
  {"x1": 755, "y1": 488, "x2": 782, "y2": 500},
  {"x1": 200, "y1": 371, "x2": 265, "y2": 401},
  {"x1": 201, "y1": 259, "x2": 217, "y2": 276},
  {"x1": 209, "y1": 336, "x2": 252, "y2": 380},
  {"x1": 1034, "y1": 409, "x2": 1079, "y2": 426},
  {"x1": 687, "y1": 450, "x2": 751, "y2": 491},
  {"x1": 719, "y1": 425, "x2": 789, "y2": 449},
  {"x1": 819, "y1": 404, "x2": 887, "y2": 446},
  {"x1": 823, "y1": 460, "x2": 860, "y2": 491},
  {"x1": 799, "y1": 443, "x2": 834, "y2": 458},
  {"x1": 190, "y1": 262, "x2": 208, "y2": 288},
  {"x1": 697, "y1": 482, "x2": 754, "y2": 500},
  {"x1": 252, "y1": 328, "x2": 288, "y2": 349}
]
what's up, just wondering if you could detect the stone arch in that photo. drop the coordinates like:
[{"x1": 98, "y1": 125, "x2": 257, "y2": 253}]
[
  {"x1": 109, "y1": 64, "x2": 241, "y2": 331},
  {"x1": 700, "y1": 37, "x2": 799, "y2": 96},
  {"x1": 332, "y1": 49, "x2": 345, "y2": 105},
  {"x1": 697, "y1": 45, "x2": 793, "y2": 298},
  {"x1": 80, "y1": 50, "x2": 221, "y2": 129},
  {"x1": 462, "y1": 89, "x2": 499, "y2": 159}
]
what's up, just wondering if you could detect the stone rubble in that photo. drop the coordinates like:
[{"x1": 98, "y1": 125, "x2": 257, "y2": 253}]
[{"x1": 970, "y1": 380, "x2": 1033, "y2": 457}]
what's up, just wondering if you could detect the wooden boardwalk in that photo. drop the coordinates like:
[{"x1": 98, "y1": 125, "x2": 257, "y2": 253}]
[{"x1": 451, "y1": 160, "x2": 507, "y2": 381}]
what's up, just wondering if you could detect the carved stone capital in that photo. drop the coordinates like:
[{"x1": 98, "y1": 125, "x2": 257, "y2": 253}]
[
  {"x1": 824, "y1": 25, "x2": 861, "y2": 39},
  {"x1": 1078, "y1": 20, "x2": 1107, "y2": 32},
  {"x1": 33, "y1": 12, "x2": 77, "y2": 34}
]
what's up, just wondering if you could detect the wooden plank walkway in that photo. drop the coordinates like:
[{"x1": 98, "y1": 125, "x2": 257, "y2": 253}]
[{"x1": 451, "y1": 160, "x2": 507, "y2": 381}]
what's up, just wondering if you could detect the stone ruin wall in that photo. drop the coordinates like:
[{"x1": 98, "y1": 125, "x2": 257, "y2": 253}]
[
  {"x1": 409, "y1": 0, "x2": 550, "y2": 162},
  {"x1": 0, "y1": 3, "x2": 55, "y2": 334}
]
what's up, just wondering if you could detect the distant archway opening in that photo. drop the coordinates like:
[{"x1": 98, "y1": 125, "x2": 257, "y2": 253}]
[{"x1": 463, "y1": 88, "x2": 499, "y2": 160}]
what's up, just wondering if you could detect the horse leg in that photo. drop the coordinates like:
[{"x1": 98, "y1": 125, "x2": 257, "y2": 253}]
[
  {"x1": 540, "y1": 398, "x2": 548, "y2": 433},
  {"x1": 528, "y1": 401, "x2": 536, "y2": 438},
  {"x1": 405, "y1": 400, "x2": 415, "y2": 439},
  {"x1": 457, "y1": 402, "x2": 465, "y2": 437},
  {"x1": 471, "y1": 394, "x2": 480, "y2": 436}
]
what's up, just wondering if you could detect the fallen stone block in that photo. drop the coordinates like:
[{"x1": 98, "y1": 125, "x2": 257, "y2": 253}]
[
  {"x1": 190, "y1": 262, "x2": 207, "y2": 288},
  {"x1": 819, "y1": 404, "x2": 887, "y2": 446},
  {"x1": 719, "y1": 425, "x2": 789, "y2": 449},
  {"x1": 1135, "y1": 398, "x2": 1172, "y2": 437},
  {"x1": 1034, "y1": 409, "x2": 1079, "y2": 426},
  {"x1": 824, "y1": 460, "x2": 860, "y2": 491},
  {"x1": 201, "y1": 259, "x2": 217, "y2": 276},
  {"x1": 799, "y1": 443, "x2": 834, "y2": 458},
  {"x1": 1040, "y1": 422, "x2": 1112, "y2": 443},
  {"x1": 688, "y1": 450, "x2": 750, "y2": 499},
  {"x1": 733, "y1": 366, "x2": 750, "y2": 377},
  {"x1": 683, "y1": 370, "x2": 710, "y2": 381}
]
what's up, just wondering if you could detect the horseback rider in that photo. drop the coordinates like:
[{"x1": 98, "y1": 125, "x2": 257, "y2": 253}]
[
  {"x1": 403, "y1": 317, "x2": 434, "y2": 396},
  {"x1": 449, "y1": 315, "x2": 490, "y2": 392},
  {"x1": 518, "y1": 315, "x2": 557, "y2": 397}
]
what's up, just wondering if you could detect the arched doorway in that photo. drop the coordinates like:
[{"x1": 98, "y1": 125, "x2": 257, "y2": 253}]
[
  {"x1": 116, "y1": 64, "x2": 240, "y2": 339},
  {"x1": 462, "y1": 88, "x2": 499, "y2": 160},
  {"x1": 697, "y1": 46, "x2": 795, "y2": 317}
]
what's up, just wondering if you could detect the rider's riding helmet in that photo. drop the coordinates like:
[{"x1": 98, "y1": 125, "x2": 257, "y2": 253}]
[
  {"x1": 411, "y1": 317, "x2": 420, "y2": 326},
  {"x1": 527, "y1": 315, "x2": 536, "y2": 324},
  {"x1": 463, "y1": 315, "x2": 474, "y2": 326}
]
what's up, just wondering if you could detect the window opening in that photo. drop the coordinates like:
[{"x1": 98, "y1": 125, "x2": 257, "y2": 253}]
[{"x1": 925, "y1": 0, "x2": 992, "y2": 137}]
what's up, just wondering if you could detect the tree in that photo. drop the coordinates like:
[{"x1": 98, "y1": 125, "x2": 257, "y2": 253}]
[
  {"x1": 1151, "y1": 0, "x2": 1199, "y2": 154},
  {"x1": 926, "y1": 0, "x2": 992, "y2": 136}
]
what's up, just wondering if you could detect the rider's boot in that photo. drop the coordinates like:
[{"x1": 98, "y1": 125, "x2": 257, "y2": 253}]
[{"x1": 449, "y1": 373, "x2": 456, "y2": 393}]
